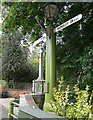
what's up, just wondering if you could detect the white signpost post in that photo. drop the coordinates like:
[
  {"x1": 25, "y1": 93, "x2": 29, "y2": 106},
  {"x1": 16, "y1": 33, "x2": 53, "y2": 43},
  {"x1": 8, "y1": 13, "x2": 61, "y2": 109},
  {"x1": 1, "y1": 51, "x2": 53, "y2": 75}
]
[
  {"x1": 54, "y1": 14, "x2": 82, "y2": 33},
  {"x1": 32, "y1": 33, "x2": 46, "y2": 93}
]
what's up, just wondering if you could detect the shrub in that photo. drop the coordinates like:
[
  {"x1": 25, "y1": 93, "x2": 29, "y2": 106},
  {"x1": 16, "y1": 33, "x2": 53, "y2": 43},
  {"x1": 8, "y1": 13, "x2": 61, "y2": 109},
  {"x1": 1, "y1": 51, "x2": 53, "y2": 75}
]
[{"x1": 50, "y1": 77, "x2": 93, "y2": 120}]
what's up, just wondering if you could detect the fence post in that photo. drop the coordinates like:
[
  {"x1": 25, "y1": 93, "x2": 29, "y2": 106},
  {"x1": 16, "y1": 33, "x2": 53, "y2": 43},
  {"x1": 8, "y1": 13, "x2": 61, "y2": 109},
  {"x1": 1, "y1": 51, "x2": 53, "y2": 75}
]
[{"x1": 8, "y1": 100, "x2": 14, "y2": 120}]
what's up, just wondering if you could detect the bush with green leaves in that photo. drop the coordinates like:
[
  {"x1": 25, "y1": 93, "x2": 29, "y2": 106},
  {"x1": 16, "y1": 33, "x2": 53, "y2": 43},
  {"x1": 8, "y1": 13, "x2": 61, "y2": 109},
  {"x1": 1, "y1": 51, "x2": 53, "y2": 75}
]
[{"x1": 50, "y1": 77, "x2": 93, "y2": 120}]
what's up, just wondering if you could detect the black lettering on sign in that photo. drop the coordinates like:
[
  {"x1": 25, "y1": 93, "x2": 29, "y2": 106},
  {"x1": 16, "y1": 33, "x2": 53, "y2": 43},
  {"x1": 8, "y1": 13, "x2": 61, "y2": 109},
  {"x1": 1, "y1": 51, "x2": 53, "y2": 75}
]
[
  {"x1": 74, "y1": 18, "x2": 78, "y2": 21},
  {"x1": 70, "y1": 19, "x2": 73, "y2": 23}
]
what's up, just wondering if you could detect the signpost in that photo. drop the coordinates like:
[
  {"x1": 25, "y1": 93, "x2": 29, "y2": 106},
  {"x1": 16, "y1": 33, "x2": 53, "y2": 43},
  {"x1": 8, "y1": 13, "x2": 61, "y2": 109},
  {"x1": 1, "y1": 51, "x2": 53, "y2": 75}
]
[
  {"x1": 43, "y1": 14, "x2": 82, "y2": 112},
  {"x1": 32, "y1": 33, "x2": 46, "y2": 94},
  {"x1": 33, "y1": 33, "x2": 46, "y2": 47},
  {"x1": 33, "y1": 14, "x2": 82, "y2": 45},
  {"x1": 54, "y1": 14, "x2": 82, "y2": 33},
  {"x1": 34, "y1": 14, "x2": 82, "y2": 112}
]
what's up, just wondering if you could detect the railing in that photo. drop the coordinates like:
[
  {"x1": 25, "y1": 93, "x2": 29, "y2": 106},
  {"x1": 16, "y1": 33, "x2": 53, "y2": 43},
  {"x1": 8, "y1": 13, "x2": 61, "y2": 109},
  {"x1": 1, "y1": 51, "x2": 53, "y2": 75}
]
[
  {"x1": 18, "y1": 106, "x2": 67, "y2": 120},
  {"x1": 8, "y1": 95, "x2": 68, "y2": 120},
  {"x1": 8, "y1": 99, "x2": 20, "y2": 120}
]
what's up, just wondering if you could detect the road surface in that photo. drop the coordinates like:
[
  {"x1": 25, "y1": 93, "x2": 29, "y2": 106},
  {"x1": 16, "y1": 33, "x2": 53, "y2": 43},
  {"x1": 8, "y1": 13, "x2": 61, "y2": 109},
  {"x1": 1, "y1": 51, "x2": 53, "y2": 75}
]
[
  {"x1": 0, "y1": 98, "x2": 14, "y2": 119},
  {"x1": 0, "y1": 95, "x2": 35, "y2": 119}
]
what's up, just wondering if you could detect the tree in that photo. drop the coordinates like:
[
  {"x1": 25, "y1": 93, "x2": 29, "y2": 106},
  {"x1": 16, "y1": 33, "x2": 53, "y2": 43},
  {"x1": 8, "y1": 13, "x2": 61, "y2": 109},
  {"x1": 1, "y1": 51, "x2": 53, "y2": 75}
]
[
  {"x1": 2, "y1": 31, "x2": 38, "y2": 83},
  {"x1": 2, "y1": 2, "x2": 93, "y2": 90},
  {"x1": 56, "y1": 2, "x2": 93, "y2": 90},
  {"x1": 2, "y1": 2, "x2": 45, "y2": 39},
  {"x1": 2, "y1": 31, "x2": 25, "y2": 81},
  {"x1": 0, "y1": 36, "x2": 2, "y2": 79}
]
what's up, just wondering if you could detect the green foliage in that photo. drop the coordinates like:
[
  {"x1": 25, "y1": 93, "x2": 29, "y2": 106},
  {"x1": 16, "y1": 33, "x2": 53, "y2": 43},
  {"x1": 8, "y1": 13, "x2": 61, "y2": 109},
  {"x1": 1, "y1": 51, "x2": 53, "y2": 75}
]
[
  {"x1": 2, "y1": 31, "x2": 26, "y2": 80},
  {"x1": 0, "y1": 36, "x2": 2, "y2": 79},
  {"x1": 2, "y1": 2, "x2": 93, "y2": 90},
  {"x1": 56, "y1": 2, "x2": 93, "y2": 90},
  {"x1": 51, "y1": 77, "x2": 93, "y2": 119},
  {"x1": 2, "y1": 31, "x2": 38, "y2": 83},
  {"x1": 2, "y1": 2, "x2": 65, "y2": 39},
  {"x1": 0, "y1": 80, "x2": 7, "y2": 88},
  {"x1": 79, "y1": 46, "x2": 93, "y2": 91},
  {"x1": 2, "y1": 2, "x2": 45, "y2": 39},
  {"x1": 51, "y1": 77, "x2": 70, "y2": 117}
]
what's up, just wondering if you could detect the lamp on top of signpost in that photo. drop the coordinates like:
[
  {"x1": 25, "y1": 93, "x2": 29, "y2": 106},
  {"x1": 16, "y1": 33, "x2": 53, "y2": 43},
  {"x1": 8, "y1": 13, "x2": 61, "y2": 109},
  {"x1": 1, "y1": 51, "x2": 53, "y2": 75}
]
[
  {"x1": 43, "y1": 3, "x2": 60, "y2": 112},
  {"x1": 44, "y1": 3, "x2": 59, "y2": 21}
]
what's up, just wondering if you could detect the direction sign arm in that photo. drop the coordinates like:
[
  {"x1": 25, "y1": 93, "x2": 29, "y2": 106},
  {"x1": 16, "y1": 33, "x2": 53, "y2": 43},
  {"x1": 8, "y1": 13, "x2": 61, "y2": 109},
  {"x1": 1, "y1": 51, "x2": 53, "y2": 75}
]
[{"x1": 54, "y1": 14, "x2": 82, "y2": 33}]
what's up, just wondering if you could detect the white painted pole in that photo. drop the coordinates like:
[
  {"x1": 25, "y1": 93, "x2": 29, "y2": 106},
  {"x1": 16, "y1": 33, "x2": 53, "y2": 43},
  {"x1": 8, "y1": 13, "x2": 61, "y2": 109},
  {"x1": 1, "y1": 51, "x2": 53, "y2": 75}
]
[{"x1": 38, "y1": 47, "x2": 43, "y2": 80}]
